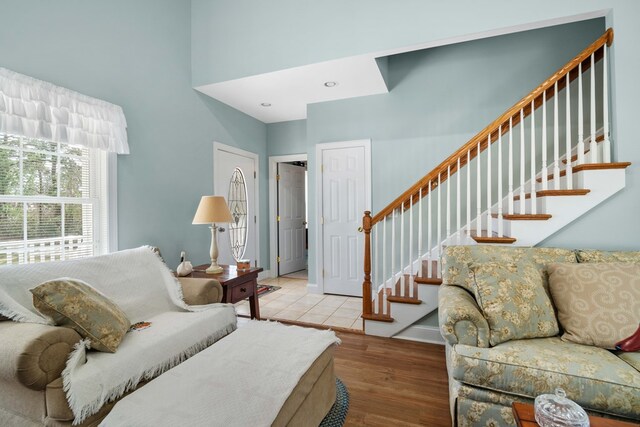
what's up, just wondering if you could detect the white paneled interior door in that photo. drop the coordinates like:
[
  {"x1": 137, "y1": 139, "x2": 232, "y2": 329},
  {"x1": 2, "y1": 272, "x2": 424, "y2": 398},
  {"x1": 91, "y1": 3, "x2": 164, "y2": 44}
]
[
  {"x1": 214, "y1": 144, "x2": 257, "y2": 267},
  {"x1": 277, "y1": 163, "x2": 307, "y2": 275},
  {"x1": 321, "y1": 143, "x2": 369, "y2": 296}
]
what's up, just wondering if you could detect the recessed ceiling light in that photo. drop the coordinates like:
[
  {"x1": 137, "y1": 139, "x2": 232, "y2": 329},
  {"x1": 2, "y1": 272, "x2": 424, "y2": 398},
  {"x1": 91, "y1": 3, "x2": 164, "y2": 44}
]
[
  {"x1": 260, "y1": 102, "x2": 271, "y2": 107},
  {"x1": 324, "y1": 81, "x2": 338, "y2": 88}
]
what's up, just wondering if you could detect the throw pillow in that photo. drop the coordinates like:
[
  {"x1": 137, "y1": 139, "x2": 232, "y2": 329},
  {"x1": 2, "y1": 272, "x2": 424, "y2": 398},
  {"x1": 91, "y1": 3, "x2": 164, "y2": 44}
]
[
  {"x1": 576, "y1": 249, "x2": 640, "y2": 264},
  {"x1": 30, "y1": 278, "x2": 131, "y2": 353},
  {"x1": 547, "y1": 263, "x2": 640, "y2": 349},
  {"x1": 471, "y1": 261, "x2": 559, "y2": 346}
]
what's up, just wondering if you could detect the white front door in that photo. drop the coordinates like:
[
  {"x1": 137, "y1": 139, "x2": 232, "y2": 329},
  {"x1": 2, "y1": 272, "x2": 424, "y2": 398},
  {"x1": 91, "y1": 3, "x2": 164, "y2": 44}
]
[
  {"x1": 214, "y1": 144, "x2": 257, "y2": 267},
  {"x1": 277, "y1": 162, "x2": 306, "y2": 276},
  {"x1": 320, "y1": 142, "x2": 370, "y2": 296}
]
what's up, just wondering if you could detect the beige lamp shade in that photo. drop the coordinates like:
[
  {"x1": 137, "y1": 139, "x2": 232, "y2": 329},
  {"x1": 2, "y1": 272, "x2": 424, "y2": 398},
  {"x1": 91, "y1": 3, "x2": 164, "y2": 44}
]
[{"x1": 192, "y1": 196, "x2": 233, "y2": 224}]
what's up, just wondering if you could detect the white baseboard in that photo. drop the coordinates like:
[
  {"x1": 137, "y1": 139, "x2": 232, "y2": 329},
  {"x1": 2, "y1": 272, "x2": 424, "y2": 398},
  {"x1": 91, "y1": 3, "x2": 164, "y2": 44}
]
[
  {"x1": 392, "y1": 325, "x2": 445, "y2": 345},
  {"x1": 306, "y1": 282, "x2": 321, "y2": 294}
]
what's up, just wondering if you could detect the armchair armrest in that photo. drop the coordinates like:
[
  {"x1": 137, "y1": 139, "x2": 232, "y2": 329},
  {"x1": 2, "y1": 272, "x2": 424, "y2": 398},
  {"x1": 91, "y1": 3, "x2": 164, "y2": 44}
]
[
  {"x1": 0, "y1": 321, "x2": 82, "y2": 390},
  {"x1": 438, "y1": 285, "x2": 490, "y2": 348},
  {"x1": 178, "y1": 277, "x2": 223, "y2": 305}
]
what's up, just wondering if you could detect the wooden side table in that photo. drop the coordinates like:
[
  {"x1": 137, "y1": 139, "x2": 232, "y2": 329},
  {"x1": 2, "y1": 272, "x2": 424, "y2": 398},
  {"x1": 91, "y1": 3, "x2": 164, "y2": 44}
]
[
  {"x1": 186, "y1": 264, "x2": 263, "y2": 320},
  {"x1": 512, "y1": 402, "x2": 639, "y2": 427}
]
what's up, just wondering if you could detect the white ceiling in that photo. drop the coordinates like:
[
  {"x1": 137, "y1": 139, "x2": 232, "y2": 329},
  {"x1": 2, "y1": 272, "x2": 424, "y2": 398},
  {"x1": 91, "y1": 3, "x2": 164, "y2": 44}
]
[
  {"x1": 194, "y1": 55, "x2": 389, "y2": 124},
  {"x1": 194, "y1": 10, "x2": 606, "y2": 124}
]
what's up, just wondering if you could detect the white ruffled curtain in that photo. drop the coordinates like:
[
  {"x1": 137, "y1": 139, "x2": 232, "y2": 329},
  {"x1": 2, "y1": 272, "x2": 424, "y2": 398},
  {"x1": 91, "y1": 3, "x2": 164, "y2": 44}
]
[{"x1": 0, "y1": 67, "x2": 129, "y2": 154}]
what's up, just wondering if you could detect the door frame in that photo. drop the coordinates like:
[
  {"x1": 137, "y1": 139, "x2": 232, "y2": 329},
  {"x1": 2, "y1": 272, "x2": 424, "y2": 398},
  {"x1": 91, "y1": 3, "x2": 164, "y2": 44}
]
[
  {"x1": 315, "y1": 139, "x2": 371, "y2": 295},
  {"x1": 213, "y1": 141, "x2": 261, "y2": 271},
  {"x1": 268, "y1": 153, "x2": 307, "y2": 279}
]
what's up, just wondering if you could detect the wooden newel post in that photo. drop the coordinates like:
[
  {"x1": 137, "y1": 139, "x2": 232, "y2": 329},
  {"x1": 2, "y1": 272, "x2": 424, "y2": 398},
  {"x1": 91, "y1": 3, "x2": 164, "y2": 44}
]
[{"x1": 362, "y1": 211, "x2": 373, "y2": 316}]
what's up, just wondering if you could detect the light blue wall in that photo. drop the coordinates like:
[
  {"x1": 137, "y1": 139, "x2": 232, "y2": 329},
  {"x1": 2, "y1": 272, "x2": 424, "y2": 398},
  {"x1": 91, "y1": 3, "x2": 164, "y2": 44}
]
[
  {"x1": 192, "y1": 1, "x2": 630, "y2": 86},
  {"x1": 266, "y1": 120, "x2": 307, "y2": 156},
  {"x1": 0, "y1": 0, "x2": 268, "y2": 269}
]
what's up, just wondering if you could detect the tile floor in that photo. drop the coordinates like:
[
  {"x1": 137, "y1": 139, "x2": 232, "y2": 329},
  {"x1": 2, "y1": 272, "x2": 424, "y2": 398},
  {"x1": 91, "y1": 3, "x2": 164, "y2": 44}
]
[{"x1": 234, "y1": 275, "x2": 363, "y2": 331}]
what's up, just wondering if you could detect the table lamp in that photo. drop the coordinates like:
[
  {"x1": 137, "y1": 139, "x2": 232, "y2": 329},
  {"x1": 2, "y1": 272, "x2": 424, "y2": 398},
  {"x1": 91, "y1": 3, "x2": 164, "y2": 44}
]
[{"x1": 192, "y1": 196, "x2": 233, "y2": 274}]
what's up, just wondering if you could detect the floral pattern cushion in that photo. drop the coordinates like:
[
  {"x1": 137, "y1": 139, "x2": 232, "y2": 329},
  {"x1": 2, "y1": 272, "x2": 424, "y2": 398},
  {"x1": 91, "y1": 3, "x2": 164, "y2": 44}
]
[
  {"x1": 548, "y1": 263, "x2": 640, "y2": 349},
  {"x1": 439, "y1": 285, "x2": 490, "y2": 347},
  {"x1": 457, "y1": 397, "x2": 515, "y2": 427},
  {"x1": 31, "y1": 278, "x2": 131, "y2": 352},
  {"x1": 471, "y1": 262, "x2": 559, "y2": 346},
  {"x1": 576, "y1": 249, "x2": 640, "y2": 264},
  {"x1": 441, "y1": 246, "x2": 577, "y2": 294},
  {"x1": 451, "y1": 337, "x2": 640, "y2": 419},
  {"x1": 618, "y1": 351, "x2": 640, "y2": 373}
]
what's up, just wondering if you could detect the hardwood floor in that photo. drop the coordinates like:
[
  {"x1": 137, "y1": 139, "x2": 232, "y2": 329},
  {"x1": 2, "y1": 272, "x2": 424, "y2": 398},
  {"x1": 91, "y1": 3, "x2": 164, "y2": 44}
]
[{"x1": 334, "y1": 331, "x2": 451, "y2": 427}]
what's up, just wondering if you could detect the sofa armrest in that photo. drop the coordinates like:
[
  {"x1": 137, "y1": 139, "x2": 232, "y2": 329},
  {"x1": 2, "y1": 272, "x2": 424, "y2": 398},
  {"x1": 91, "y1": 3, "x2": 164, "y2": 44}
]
[
  {"x1": 0, "y1": 321, "x2": 82, "y2": 391},
  {"x1": 178, "y1": 277, "x2": 223, "y2": 305},
  {"x1": 438, "y1": 285, "x2": 490, "y2": 348}
]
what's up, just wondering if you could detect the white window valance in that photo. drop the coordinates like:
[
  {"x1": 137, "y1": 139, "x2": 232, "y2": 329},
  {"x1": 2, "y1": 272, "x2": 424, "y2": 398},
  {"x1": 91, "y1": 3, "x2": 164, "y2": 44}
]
[{"x1": 0, "y1": 67, "x2": 129, "y2": 154}]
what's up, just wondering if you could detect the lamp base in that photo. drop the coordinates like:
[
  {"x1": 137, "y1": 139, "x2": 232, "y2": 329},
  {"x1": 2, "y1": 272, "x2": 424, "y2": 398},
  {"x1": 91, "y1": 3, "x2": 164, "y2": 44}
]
[{"x1": 205, "y1": 263, "x2": 224, "y2": 274}]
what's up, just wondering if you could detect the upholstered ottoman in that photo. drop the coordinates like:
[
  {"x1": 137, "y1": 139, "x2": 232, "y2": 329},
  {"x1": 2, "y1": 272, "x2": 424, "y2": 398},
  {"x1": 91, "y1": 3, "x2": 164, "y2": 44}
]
[{"x1": 100, "y1": 321, "x2": 340, "y2": 427}]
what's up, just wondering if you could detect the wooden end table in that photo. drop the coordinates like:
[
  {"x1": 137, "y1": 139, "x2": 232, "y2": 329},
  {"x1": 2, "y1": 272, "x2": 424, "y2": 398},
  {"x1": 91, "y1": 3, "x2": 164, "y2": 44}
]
[
  {"x1": 512, "y1": 402, "x2": 639, "y2": 427},
  {"x1": 186, "y1": 264, "x2": 263, "y2": 320}
]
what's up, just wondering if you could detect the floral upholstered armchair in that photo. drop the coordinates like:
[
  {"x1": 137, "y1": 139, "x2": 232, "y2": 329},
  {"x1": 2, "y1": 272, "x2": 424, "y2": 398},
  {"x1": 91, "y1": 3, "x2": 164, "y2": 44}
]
[{"x1": 438, "y1": 245, "x2": 640, "y2": 427}]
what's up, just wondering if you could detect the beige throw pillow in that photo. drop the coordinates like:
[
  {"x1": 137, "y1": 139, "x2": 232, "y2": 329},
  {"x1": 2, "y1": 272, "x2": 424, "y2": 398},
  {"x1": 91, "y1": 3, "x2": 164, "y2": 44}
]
[
  {"x1": 547, "y1": 263, "x2": 640, "y2": 349},
  {"x1": 31, "y1": 278, "x2": 131, "y2": 353},
  {"x1": 471, "y1": 261, "x2": 559, "y2": 346}
]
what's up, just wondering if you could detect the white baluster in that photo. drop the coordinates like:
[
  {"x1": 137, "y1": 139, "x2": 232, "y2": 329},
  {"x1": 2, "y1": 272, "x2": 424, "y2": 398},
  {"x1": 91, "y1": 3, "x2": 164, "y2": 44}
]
[
  {"x1": 476, "y1": 141, "x2": 482, "y2": 237},
  {"x1": 497, "y1": 125, "x2": 503, "y2": 237},
  {"x1": 530, "y1": 101, "x2": 537, "y2": 214},
  {"x1": 542, "y1": 91, "x2": 548, "y2": 190},
  {"x1": 417, "y1": 187, "x2": 423, "y2": 278},
  {"x1": 400, "y1": 203, "x2": 405, "y2": 297},
  {"x1": 382, "y1": 216, "x2": 387, "y2": 315},
  {"x1": 456, "y1": 158, "x2": 461, "y2": 243},
  {"x1": 520, "y1": 109, "x2": 526, "y2": 214},
  {"x1": 578, "y1": 63, "x2": 585, "y2": 165},
  {"x1": 446, "y1": 165, "x2": 451, "y2": 243},
  {"x1": 602, "y1": 45, "x2": 611, "y2": 162},
  {"x1": 391, "y1": 208, "x2": 396, "y2": 302},
  {"x1": 427, "y1": 181, "x2": 432, "y2": 278},
  {"x1": 565, "y1": 74, "x2": 573, "y2": 190},
  {"x1": 553, "y1": 82, "x2": 560, "y2": 189},
  {"x1": 486, "y1": 135, "x2": 492, "y2": 235},
  {"x1": 371, "y1": 223, "x2": 380, "y2": 300},
  {"x1": 409, "y1": 194, "x2": 413, "y2": 298},
  {"x1": 508, "y1": 118, "x2": 514, "y2": 215},
  {"x1": 437, "y1": 173, "x2": 442, "y2": 255},
  {"x1": 590, "y1": 52, "x2": 597, "y2": 163},
  {"x1": 466, "y1": 151, "x2": 471, "y2": 236}
]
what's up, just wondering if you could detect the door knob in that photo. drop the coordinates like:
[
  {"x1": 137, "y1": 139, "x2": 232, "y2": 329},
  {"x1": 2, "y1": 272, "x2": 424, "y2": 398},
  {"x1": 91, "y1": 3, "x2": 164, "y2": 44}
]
[{"x1": 303, "y1": 221, "x2": 308, "y2": 225}]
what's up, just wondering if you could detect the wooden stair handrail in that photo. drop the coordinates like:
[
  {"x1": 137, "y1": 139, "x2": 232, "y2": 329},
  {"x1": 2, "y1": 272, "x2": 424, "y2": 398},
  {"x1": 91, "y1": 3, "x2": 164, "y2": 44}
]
[{"x1": 370, "y1": 28, "x2": 613, "y2": 225}]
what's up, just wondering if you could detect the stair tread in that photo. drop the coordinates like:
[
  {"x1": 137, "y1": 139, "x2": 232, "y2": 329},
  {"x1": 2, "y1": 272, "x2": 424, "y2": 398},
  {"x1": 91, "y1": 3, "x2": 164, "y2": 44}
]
[
  {"x1": 387, "y1": 295, "x2": 422, "y2": 304},
  {"x1": 537, "y1": 162, "x2": 631, "y2": 182},
  {"x1": 362, "y1": 313, "x2": 394, "y2": 323},
  {"x1": 491, "y1": 213, "x2": 552, "y2": 220},
  {"x1": 513, "y1": 189, "x2": 590, "y2": 201},
  {"x1": 414, "y1": 276, "x2": 442, "y2": 285},
  {"x1": 572, "y1": 162, "x2": 631, "y2": 172},
  {"x1": 470, "y1": 231, "x2": 516, "y2": 244}
]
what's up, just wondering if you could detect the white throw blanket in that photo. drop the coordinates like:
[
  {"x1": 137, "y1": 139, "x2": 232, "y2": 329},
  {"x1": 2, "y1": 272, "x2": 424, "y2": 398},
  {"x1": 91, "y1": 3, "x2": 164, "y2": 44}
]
[
  {"x1": 101, "y1": 321, "x2": 341, "y2": 427},
  {"x1": 0, "y1": 247, "x2": 237, "y2": 424}
]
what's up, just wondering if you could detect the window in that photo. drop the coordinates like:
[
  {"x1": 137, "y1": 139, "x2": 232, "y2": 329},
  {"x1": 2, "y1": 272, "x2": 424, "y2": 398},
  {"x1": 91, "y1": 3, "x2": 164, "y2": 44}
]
[
  {"x1": 228, "y1": 167, "x2": 248, "y2": 261},
  {"x1": 0, "y1": 133, "x2": 109, "y2": 265}
]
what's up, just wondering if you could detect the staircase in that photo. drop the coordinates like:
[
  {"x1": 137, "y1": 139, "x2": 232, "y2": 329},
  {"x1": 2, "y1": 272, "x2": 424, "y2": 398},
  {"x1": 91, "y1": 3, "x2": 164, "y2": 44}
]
[{"x1": 361, "y1": 28, "x2": 632, "y2": 338}]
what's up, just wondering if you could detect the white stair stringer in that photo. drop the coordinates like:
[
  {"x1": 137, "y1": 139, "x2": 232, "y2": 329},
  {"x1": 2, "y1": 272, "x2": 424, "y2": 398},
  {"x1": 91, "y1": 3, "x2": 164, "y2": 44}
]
[
  {"x1": 495, "y1": 167, "x2": 627, "y2": 246},
  {"x1": 365, "y1": 283, "x2": 439, "y2": 338}
]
